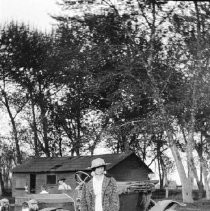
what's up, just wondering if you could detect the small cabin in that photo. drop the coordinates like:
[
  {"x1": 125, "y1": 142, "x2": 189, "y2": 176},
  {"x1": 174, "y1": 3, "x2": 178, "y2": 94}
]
[{"x1": 12, "y1": 152, "x2": 153, "y2": 197}]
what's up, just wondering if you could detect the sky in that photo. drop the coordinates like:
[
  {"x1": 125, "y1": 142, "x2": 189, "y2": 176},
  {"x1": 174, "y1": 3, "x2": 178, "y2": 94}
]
[{"x1": 0, "y1": 0, "x2": 61, "y2": 32}]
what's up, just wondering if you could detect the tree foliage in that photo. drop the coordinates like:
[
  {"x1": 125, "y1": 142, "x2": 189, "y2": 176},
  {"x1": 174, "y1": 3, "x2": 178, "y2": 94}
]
[{"x1": 2, "y1": 0, "x2": 210, "y2": 201}]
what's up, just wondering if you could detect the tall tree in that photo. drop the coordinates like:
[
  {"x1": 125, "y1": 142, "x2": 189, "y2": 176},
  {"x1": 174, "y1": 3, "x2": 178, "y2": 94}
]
[
  {"x1": 171, "y1": 1, "x2": 210, "y2": 199},
  {"x1": 0, "y1": 22, "x2": 60, "y2": 157}
]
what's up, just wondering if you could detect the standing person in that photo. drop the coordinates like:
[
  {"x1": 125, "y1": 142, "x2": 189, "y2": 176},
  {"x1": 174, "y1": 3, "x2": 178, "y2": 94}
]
[
  {"x1": 80, "y1": 158, "x2": 120, "y2": 211},
  {"x1": 58, "y1": 178, "x2": 71, "y2": 191}
]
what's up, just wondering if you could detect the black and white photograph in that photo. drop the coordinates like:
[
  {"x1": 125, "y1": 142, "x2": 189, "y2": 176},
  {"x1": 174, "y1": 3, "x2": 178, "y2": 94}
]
[{"x1": 0, "y1": 0, "x2": 210, "y2": 211}]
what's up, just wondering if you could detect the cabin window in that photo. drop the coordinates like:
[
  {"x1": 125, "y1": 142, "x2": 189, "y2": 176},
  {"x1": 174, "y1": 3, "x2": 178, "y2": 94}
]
[{"x1": 46, "y1": 175, "x2": 56, "y2": 185}]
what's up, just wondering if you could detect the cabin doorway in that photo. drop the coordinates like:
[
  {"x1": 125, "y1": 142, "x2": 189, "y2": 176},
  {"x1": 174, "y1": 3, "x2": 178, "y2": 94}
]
[{"x1": 30, "y1": 174, "x2": 36, "y2": 193}]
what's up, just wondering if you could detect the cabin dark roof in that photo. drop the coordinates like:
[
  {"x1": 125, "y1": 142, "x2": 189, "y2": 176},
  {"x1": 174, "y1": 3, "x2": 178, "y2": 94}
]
[{"x1": 12, "y1": 152, "x2": 152, "y2": 173}]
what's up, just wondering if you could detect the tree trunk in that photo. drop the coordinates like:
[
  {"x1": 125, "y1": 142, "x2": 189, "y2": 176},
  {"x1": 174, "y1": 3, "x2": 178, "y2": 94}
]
[
  {"x1": 0, "y1": 172, "x2": 3, "y2": 196},
  {"x1": 30, "y1": 92, "x2": 39, "y2": 157},
  {"x1": 76, "y1": 111, "x2": 81, "y2": 156},
  {"x1": 59, "y1": 138, "x2": 62, "y2": 157},
  {"x1": 11, "y1": 120, "x2": 22, "y2": 164},
  {"x1": 197, "y1": 182, "x2": 204, "y2": 199},
  {"x1": 2, "y1": 90, "x2": 22, "y2": 164},
  {"x1": 167, "y1": 131, "x2": 194, "y2": 203},
  {"x1": 41, "y1": 107, "x2": 50, "y2": 157},
  {"x1": 195, "y1": 135, "x2": 205, "y2": 199},
  {"x1": 201, "y1": 161, "x2": 210, "y2": 199},
  {"x1": 39, "y1": 96, "x2": 50, "y2": 157}
]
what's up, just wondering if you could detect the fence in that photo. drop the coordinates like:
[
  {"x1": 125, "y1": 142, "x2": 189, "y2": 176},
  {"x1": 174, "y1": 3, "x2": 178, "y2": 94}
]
[{"x1": 152, "y1": 189, "x2": 206, "y2": 201}]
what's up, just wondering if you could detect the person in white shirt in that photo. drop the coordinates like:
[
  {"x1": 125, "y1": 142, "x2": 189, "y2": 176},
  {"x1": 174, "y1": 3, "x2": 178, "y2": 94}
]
[
  {"x1": 40, "y1": 185, "x2": 49, "y2": 194},
  {"x1": 58, "y1": 178, "x2": 71, "y2": 191},
  {"x1": 80, "y1": 158, "x2": 119, "y2": 211}
]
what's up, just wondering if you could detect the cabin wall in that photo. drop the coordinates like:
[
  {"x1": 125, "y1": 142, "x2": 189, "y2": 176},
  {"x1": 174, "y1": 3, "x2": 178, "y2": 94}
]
[
  {"x1": 37, "y1": 172, "x2": 77, "y2": 194},
  {"x1": 12, "y1": 173, "x2": 30, "y2": 197},
  {"x1": 12, "y1": 172, "x2": 78, "y2": 197},
  {"x1": 109, "y1": 155, "x2": 149, "y2": 181}
]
